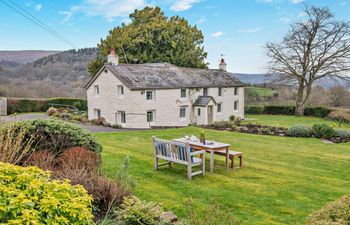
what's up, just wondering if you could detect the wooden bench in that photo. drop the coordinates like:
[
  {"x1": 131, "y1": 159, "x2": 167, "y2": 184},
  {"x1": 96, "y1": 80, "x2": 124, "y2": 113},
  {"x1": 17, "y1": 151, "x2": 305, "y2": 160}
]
[
  {"x1": 153, "y1": 137, "x2": 206, "y2": 180},
  {"x1": 214, "y1": 150, "x2": 243, "y2": 169}
]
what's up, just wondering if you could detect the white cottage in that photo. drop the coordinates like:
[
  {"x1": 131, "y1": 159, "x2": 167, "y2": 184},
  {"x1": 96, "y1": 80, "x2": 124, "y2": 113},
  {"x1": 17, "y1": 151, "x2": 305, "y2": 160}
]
[{"x1": 85, "y1": 51, "x2": 245, "y2": 128}]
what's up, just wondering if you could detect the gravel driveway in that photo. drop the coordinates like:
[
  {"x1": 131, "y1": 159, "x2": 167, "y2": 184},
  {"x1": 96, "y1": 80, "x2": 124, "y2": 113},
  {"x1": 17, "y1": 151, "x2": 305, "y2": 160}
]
[{"x1": 0, "y1": 113, "x2": 138, "y2": 133}]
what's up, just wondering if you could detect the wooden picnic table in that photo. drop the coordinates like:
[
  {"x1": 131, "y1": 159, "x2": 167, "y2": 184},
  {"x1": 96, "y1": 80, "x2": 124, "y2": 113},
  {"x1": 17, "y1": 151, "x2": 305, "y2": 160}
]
[{"x1": 173, "y1": 138, "x2": 230, "y2": 174}]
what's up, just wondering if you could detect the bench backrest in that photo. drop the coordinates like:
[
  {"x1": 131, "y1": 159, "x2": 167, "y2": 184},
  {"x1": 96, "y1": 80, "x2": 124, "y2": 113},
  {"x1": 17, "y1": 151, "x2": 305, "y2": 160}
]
[{"x1": 152, "y1": 137, "x2": 191, "y2": 163}]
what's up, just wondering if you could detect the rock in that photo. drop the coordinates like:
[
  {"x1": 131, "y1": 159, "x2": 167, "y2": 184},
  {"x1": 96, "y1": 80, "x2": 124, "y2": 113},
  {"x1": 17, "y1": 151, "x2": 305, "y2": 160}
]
[
  {"x1": 160, "y1": 211, "x2": 178, "y2": 223},
  {"x1": 320, "y1": 139, "x2": 335, "y2": 144}
]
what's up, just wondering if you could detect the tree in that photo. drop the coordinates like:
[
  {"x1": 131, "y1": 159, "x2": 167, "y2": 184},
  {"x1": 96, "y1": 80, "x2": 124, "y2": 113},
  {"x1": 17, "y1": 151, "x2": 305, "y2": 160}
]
[
  {"x1": 266, "y1": 6, "x2": 350, "y2": 115},
  {"x1": 88, "y1": 7, "x2": 207, "y2": 76},
  {"x1": 329, "y1": 85, "x2": 350, "y2": 107},
  {"x1": 88, "y1": 57, "x2": 105, "y2": 77}
]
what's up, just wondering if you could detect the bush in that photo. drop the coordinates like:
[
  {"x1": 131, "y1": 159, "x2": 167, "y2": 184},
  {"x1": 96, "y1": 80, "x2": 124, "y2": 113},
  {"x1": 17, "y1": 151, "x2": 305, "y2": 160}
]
[
  {"x1": 327, "y1": 110, "x2": 350, "y2": 126},
  {"x1": 46, "y1": 107, "x2": 58, "y2": 116},
  {"x1": 229, "y1": 115, "x2": 235, "y2": 121},
  {"x1": 0, "y1": 162, "x2": 94, "y2": 224},
  {"x1": 263, "y1": 106, "x2": 296, "y2": 115},
  {"x1": 0, "y1": 125, "x2": 35, "y2": 164},
  {"x1": 212, "y1": 121, "x2": 234, "y2": 128},
  {"x1": 58, "y1": 147, "x2": 101, "y2": 173},
  {"x1": 307, "y1": 193, "x2": 350, "y2": 225},
  {"x1": 115, "y1": 196, "x2": 168, "y2": 225},
  {"x1": 25, "y1": 150, "x2": 56, "y2": 170},
  {"x1": 91, "y1": 116, "x2": 106, "y2": 126},
  {"x1": 245, "y1": 106, "x2": 264, "y2": 114},
  {"x1": 335, "y1": 129, "x2": 350, "y2": 139},
  {"x1": 11, "y1": 119, "x2": 102, "y2": 155},
  {"x1": 312, "y1": 124, "x2": 336, "y2": 139},
  {"x1": 304, "y1": 107, "x2": 332, "y2": 118},
  {"x1": 286, "y1": 125, "x2": 313, "y2": 137}
]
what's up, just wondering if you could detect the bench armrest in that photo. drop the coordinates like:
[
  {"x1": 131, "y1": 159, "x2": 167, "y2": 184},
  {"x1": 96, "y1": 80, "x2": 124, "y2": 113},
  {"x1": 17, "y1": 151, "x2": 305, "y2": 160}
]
[{"x1": 190, "y1": 150, "x2": 206, "y2": 156}]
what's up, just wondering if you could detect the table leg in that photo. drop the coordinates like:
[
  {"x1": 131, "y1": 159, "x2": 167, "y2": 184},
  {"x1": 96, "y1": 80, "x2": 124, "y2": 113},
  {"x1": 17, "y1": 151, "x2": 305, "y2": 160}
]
[
  {"x1": 226, "y1": 147, "x2": 229, "y2": 172},
  {"x1": 210, "y1": 150, "x2": 214, "y2": 174}
]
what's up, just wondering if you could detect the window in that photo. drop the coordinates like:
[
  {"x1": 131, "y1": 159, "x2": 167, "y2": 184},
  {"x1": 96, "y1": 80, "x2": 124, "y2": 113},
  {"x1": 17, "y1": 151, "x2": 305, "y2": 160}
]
[
  {"x1": 197, "y1": 108, "x2": 201, "y2": 116},
  {"x1": 146, "y1": 91, "x2": 153, "y2": 100},
  {"x1": 117, "y1": 85, "x2": 124, "y2": 96},
  {"x1": 234, "y1": 87, "x2": 238, "y2": 96},
  {"x1": 203, "y1": 88, "x2": 208, "y2": 96},
  {"x1": 218, "y1": 87, "x2": 222, "y2": 97},
  {"x1": 94, "y1": 109, "x2": 101, "y2": 118},
  {"x1": 94, "y1": 85, "x2": 99, "y2": 95},
  {"x1": 180, "y1": 89, "x2": 186, "y2": 98},
  {"x1": 180, "y1": 107, "x2": 186, "y2": 118},
  {"x1": 217, "y1": 103, "x2": 222, "y2": 113},
  {"x1": 234, "y1": 101, "x2": 239, "y2": 110},
  {"x1": 147, "y1": 110, "x2": 155, "y2": 122},
  {"x1": 120, "y1": 111, "x2": 126, "y2": 123}
]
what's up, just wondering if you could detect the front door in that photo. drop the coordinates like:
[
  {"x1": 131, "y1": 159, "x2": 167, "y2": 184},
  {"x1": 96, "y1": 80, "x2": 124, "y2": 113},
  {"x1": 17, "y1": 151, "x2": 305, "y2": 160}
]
[{"x1": 207, "y1": 106, "x2": 213, "y2": 124}]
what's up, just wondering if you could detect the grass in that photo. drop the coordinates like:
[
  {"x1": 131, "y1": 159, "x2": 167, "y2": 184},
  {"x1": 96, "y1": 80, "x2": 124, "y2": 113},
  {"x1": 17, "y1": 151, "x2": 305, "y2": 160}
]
[
  {"x1": 246, "y1": 87, "x2": 277, "y2": 97},
  {"x1": 96, "y1": 127, "x2": 350, "y2": 225},
  {"x1": 243, "y1": 114, "x2": 350, "y2": 130}
]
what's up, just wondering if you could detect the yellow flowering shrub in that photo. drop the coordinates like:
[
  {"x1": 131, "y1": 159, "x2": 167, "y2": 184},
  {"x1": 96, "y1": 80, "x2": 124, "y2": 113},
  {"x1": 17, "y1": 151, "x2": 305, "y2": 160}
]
[{"x1": 0, "y1": 162, "x2": 94, "y2": 224}]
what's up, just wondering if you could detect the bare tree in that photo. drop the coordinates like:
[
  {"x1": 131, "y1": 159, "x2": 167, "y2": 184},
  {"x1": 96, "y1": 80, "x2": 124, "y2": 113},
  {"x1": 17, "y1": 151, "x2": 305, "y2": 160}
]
[
  {"x1": 266, "y1": 6, "x2": 350, "y2": 115},
  {"x1": 329, "y1": 85, "x2": 350, "y2": 107}
]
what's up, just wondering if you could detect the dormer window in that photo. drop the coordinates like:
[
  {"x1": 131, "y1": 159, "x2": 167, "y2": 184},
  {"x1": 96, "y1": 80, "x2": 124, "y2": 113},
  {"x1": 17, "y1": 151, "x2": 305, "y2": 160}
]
[{"x1": 94, "y1": 85, "x2": 99, "y2": 95}]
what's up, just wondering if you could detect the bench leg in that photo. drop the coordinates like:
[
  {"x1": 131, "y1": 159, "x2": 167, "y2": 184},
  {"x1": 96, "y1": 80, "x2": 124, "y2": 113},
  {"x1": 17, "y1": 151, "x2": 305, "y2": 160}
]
[
  {"x1": 154, "y1": 157, "x2": 158, "y2": 171},
  {"x1": 231, "y1": 156, "x2": 234, "y2": 170},
  {"x1": 239, "y1": 156, "x2": 243, "y2": 167},
  {"x1": 210, "y1": 150, "x2": 214, "y2": 174},
  {"x1": 201, "y1": 154, "x2": 205, "y2": 176},
  {"x1": 188, "y1": 164, "x2": 192, "y2": 180}
]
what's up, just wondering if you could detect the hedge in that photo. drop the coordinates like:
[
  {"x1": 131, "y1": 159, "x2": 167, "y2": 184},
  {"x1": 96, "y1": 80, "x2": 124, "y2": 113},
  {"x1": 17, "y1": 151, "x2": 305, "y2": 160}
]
[
  {"x1": 7, "y1": 97, "x2": 87, "y2": 114},
  {"x1": 0, "y1": 162, "x2": 94, "y2": 224},
  {"x1": 245, "y1": 106, "x2": 331, "y2": 118}
]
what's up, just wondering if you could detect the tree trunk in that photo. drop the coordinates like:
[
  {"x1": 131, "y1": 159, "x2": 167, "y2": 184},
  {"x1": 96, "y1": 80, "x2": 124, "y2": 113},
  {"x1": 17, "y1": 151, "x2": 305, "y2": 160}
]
[{"x1": 295, "y1": 81, "x2": 305, "y2": 116}]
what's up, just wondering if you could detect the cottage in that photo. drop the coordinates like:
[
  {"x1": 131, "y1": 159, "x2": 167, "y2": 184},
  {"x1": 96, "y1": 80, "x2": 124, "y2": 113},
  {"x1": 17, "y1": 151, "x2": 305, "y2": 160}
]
[{"x1": 85, "y1": 50, "x2": 245, "y2": 128}]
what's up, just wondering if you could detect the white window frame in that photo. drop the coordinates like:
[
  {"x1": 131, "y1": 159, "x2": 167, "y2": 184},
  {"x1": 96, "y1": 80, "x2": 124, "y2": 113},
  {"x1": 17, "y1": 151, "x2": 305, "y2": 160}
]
[
  {"x1": 180, "y1": 107, "x2": 186, "y2": 118},
  {"x1": 180, "y1": 89, "x2": 186, "y2": 98},
  {"x1": 146, "y1": 91, "x2": 154, "y2": 100},
  {"x1": 94, "y1": 85, "x2": 99, "y2": 95},
  {"x1": 217, "y1": 102, "x2": 223, "y2": 113},
  {"x1": 234, "y1": 101, "x2": 239, "y2": 111},
  {"x1": 120, "y1": 111, "x2": 126, "y2": 123},
  {"x1": 117, "y1": 85, "x2": 124, "y2": 96},
  {"x1": 147, "y1": 110, "x2": 155, "y2": 122}
]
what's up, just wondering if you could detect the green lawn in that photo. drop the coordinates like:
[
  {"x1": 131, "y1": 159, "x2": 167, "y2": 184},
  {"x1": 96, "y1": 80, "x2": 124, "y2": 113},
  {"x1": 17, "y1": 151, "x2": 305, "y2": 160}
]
[
  {"x1": 96, "y1": 127, "x2": 350, "y2": 225},
  {"x1": 243, "y1": 114, "x2": 350, "y2": 130},
  {"x1": 246, "y1": 87, "x2": 277, "y2": 97}
]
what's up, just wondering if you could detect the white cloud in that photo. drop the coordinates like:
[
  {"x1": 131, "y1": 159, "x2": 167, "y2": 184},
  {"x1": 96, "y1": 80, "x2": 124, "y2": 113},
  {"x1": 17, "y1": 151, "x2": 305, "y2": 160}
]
[
  {"x1": 35, "y1": 4, "x2": 42, "y2": 11},
  {"x1": 196, "y1": 17, "x2": 205, "y2": 24},
  {"x1": 257, "y1": 0, "x2": 304, "y2": 3},
  {"x1": 237, "y1": 27, "x2": 262, "y2": 33},
  {"x1": 61, "y1": 0, "x2": 146, "y2": 22},
  {"x1": 170, "y1": 0, "x2": 200, "y2": 12},
  {"x1": 278, "y1": 17, "x2": 291, "y2": 24},
  {"x1": 212, "y1": 31, "x2": 224, "y2": 37},
  {"x1": 289, "y1": 0, "x2": 303, "y2": 3}
]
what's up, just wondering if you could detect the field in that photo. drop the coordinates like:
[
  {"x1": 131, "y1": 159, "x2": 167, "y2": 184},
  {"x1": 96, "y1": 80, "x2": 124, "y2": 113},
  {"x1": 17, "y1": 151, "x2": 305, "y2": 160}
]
[
  {"x1": 96, "y1": 125, "x2": 350, "y2": 224},
  {"x1": 243, "y1": 114, "x2": 350, "y2": 130},
  {"x1": 246, "y1": 87, "x2": 277, "y2": 97}
]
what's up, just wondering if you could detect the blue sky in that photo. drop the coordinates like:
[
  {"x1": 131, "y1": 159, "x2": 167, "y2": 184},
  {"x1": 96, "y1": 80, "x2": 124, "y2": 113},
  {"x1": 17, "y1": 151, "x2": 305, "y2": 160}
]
[{"x1": 0, "y1": 0, "x2": 349, "y2": 73}]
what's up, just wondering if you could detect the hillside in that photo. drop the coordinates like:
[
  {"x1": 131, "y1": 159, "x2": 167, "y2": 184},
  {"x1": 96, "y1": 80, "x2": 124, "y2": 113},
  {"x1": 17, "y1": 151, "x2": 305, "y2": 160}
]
[
  {"x1": 0, "y1": 50, "x2": 60, "y2": 64},
  {"x1": 0, "y1": 48, "x2": 98, "y2": 98}
]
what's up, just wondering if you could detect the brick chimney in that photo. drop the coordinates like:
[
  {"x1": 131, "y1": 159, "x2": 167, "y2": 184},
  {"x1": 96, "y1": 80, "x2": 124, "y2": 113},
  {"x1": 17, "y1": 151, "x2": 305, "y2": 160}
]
[
  {"x1": 108, "y1": 48, "x2": 118, "y2": 66},
  {"x1": 219, "y1": 56, "x2": 227, "y2": 71}
]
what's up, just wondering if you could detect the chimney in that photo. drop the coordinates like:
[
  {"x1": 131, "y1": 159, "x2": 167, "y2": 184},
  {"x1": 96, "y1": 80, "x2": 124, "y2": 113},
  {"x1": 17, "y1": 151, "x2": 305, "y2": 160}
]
[
  {"x1": 107, "y1": 48, "x2": 118, "y2": 66},
  {"x1": 219, "y1": 56, "x2": 227, "y2": 71}
]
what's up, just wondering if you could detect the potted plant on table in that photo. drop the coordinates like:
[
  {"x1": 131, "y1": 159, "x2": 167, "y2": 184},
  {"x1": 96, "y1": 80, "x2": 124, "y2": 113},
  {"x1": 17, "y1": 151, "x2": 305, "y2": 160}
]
[{"x1": 199, "y1": 129, "x2": 206, "y2": 144}]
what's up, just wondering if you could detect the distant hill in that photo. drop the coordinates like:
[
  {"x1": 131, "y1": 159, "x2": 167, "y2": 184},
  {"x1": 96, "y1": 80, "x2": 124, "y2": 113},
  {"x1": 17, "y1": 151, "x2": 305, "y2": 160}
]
[
  {"x1": 0, "y1": 48, "x2": 98, "y2": 98},
  {"x1": 0, "y1": 50, "x2": 60, "y2": 64}
]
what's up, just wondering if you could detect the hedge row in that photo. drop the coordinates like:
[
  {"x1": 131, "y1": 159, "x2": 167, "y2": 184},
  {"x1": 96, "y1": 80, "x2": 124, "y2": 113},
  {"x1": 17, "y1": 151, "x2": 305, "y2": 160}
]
[
  {"x1": 7, "y1": 98, "x2": 87, "y2": 114},
  {"x1": 245, "y1": 106, "x2": 331, "y2": 118}
]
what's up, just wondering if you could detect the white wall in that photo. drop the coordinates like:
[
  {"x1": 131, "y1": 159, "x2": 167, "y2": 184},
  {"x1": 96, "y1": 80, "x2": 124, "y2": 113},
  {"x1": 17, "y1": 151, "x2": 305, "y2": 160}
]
[{"x1": 87, "y1": 68, "x2": 245, "y2": 128}]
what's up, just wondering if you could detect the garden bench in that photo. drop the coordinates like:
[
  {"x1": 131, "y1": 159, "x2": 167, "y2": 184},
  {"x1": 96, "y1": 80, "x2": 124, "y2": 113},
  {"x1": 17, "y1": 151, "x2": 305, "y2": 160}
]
[
  {"x1": 214, "y1": 150, "x2": 243, "y2": 169},
  {"x1": 152, "y1": 137, "x2": 206, "y2": 180}
]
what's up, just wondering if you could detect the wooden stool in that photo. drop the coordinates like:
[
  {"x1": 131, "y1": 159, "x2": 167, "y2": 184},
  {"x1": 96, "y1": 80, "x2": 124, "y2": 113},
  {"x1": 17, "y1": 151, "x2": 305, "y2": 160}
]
[{"x1": 214, "y1": 150, "x2": 243, "y2": 169}]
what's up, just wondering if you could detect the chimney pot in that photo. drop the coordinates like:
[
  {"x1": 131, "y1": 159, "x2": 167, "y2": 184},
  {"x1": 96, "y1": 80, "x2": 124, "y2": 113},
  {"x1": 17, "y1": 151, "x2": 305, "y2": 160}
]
[
  {"x1": 219, "y1": 57, "x2": 227, "y2": 71},
  {"x1": 108, "y1": 48, "x2": 118, "y2": 66}
]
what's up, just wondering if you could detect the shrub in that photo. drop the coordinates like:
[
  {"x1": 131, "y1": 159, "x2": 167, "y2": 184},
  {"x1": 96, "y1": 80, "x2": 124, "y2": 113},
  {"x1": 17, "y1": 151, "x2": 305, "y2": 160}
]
[
  {"x1": 327, "y1": 110, "x2": 350, "y2": 126},
  {"x1": 307, "y1": 193, "x2": 350, "y2": 225},
  {"x1": 58, "y1": 147, "x2": 101, "y2": 173},
  {"x1": 263, "y1": 106, "x2": 295, "y2": 115},
  {"x1": 0, "y1": 125, "x2": 35, "y2": 164},
  {"x1": 11, "y1": 119, "x2": 102, "y2": 155},
  {"x1": 286, "y1": 125, "x2": 313, "y2": 137},
  {"x1": 245, "y1": 106, "x2": 264, "y2": 114},
  {"x1": 25, "y1": 150, "x2": 56, "y2": 170},
  {"x1": 312, "y1": 124, "x2": 336, "y2": 139},
  {"x1": 93, "y1": 116, "x2": 106, "y2": 126},
  {"x1": 212, "y1": 121, "x2": 234, "y2": 128},
  {"x1": 304, "y1": 107, "x2": 331, "y2": 118},
  {"x1": 335, "y1": 129, "x2": 350, "y2": 139},
  {"x1": 46, "y1": 107, "x2": 58, "y2": 116},
  {"x1": 0, "y1": 162, "x2": 94, "y2": 224},
  {"x1": 115, "y1": 196, "x2": 168, "y2": 225},
  {"x1": 61, "y1": 112, "x2": 72, "y2": 120},
  {"x1": 229, "y1": 115, "x2": 235, "y2": 121},
  {"x1": 73, "y1": 101, "x2": 82, "y2": 110}
]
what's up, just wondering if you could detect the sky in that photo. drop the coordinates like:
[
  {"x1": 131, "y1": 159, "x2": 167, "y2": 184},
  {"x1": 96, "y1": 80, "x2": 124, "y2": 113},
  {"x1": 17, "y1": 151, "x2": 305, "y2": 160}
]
[{"x1": 0, "y1": 0, "x2": 349, "y2": 73}]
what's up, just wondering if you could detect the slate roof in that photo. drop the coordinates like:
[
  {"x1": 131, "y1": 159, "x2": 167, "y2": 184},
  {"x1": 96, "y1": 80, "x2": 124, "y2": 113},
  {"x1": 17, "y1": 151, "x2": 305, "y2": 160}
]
[
  {"x1": 193, "y1": 96, "x2": 217, "y2": 107},
  {"x1": 85, "y1": 63, "x2": 245, "y2": 90}
]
